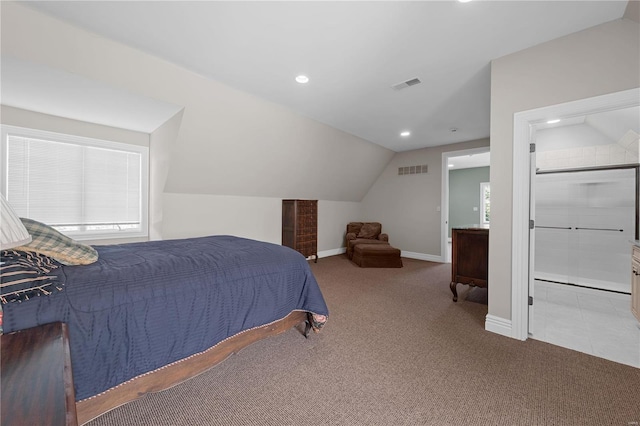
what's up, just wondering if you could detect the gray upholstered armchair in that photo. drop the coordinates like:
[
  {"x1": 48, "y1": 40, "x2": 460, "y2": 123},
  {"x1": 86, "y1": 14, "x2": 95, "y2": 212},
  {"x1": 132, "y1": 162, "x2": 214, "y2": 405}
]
[{"x1": 345, "y1": 222, "x2": 389, "y2": 259}]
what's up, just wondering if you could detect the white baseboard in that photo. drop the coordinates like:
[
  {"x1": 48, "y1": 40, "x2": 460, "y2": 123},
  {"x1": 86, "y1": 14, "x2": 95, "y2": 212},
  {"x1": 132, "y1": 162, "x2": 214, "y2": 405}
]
[
  {"x1": 484, "y1": 314, "x2": 514, "y2": 338},
  {"x1": 401, "y1": 251, "x2": 444, "y2": 263},
  {"x1": 317, "y1": 247, "x2": 346, "y2": 258},
  {"x1": 317, "y1": 248, "x2": 443, "y2": 263}
]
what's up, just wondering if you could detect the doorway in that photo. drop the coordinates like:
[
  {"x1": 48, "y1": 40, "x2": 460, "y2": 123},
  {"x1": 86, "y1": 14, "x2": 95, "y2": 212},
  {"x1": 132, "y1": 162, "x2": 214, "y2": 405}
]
[
  {"x1": 532, "y1": 165, "x2": 639, "y2": 367},
  {"x1": 511, "y1": 88, "x2": 640, "y2": 366},
  {"x1": 441, "y1": 147, "x2": 490, "y2": 263}
]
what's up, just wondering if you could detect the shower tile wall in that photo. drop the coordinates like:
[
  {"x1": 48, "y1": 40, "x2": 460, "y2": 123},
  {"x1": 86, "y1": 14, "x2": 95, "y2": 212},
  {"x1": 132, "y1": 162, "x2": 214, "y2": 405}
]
[{"x1": 537, "y1": 142, "x2": 638, "y2": 170}]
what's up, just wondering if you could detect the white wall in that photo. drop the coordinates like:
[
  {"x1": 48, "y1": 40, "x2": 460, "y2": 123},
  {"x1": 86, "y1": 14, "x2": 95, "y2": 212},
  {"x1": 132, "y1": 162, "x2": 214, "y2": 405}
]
[
  {"x1": 0, "y1": 2, "x2": 394, "y2": 247},
  {"x1": 149, "y1": 110, "x2": 184, "y2": 241},
  {"x1": 1, "y1": 106, "x2": 365, "y2": 252},
  {"x1": 317, "y1": 200, "x2": 363, "y2": 254},
  {"x1": 161, "y1": 193, "x2": 361, "y2": 255},
  {"x1": 489, "y1": 17, "x2": 640, "y2": 322},
  {"x1": 361, "y1": 138, "x2": 489, "y2": 258}
]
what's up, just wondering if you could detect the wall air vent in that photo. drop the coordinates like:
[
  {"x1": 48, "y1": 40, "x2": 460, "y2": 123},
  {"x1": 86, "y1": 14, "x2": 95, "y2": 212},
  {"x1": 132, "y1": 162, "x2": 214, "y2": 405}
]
[
  {"x1": 391, "y1": 77, "x2": 422, "y2": 90},
  {"x1": 398, "y1": 165, "x2": 428, "y2": 175}
]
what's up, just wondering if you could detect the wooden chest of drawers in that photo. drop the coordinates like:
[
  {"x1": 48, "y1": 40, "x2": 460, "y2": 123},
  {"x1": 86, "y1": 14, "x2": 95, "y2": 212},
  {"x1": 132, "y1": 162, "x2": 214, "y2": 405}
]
[{"x1": 282, "y1": 199, "x2": 318, "y2": 262}]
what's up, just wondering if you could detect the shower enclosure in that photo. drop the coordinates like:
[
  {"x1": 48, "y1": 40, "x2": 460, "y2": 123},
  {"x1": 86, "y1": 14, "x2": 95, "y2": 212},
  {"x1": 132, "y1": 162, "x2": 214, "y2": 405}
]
[{"x1": 534, "y1": 166, "x2": 638, "y2": 294}]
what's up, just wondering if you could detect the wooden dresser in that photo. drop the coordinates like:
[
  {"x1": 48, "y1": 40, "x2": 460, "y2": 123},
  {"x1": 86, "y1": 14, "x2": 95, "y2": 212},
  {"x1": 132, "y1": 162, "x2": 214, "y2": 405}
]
[
  {"x1": 450, "y1": 227, "x2": 489, "y2": 302},
  {"x1": 1, "y1": 322, "x2": 78, "y2": 426},
  {"x1": 282, "y1": 199, "x2": 318, "y2": 262}
]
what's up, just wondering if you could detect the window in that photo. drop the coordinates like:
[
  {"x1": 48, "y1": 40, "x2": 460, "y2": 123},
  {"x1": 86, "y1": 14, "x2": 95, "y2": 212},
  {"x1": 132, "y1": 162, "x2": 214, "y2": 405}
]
[
  {"x1": 1, "y1": 125, "x2": 148, "y2": 240},
  {"x1": 480, "y1": 181, "x2": 490, "y2": 224}
]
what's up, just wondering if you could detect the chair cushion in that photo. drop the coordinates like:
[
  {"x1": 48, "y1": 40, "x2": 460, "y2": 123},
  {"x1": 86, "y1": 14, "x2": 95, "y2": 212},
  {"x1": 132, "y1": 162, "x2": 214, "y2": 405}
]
[
  {"x1": 349, "y1": 239, "x2": 389, "y2": 248},
  {"x1": 346, "y1": 238, "x2": 389, "y2": 259},
  {"x1": 352, "y1": 244, "x2": 402, "y2": 268},
  {"x1": 357, "y1": 222, "x2": 381, "y2": 239}
]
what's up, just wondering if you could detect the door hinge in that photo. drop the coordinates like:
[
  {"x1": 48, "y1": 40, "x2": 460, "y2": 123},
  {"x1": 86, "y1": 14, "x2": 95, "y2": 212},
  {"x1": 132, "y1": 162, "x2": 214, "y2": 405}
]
[
  {"x1": 530, "y1": 143, "x2": 536, "y2": 153},
  {"x1": 528, "y1": 296, "x2": 533, "y2": 306},
  {"x1": 529, "y1": 219, "x2": 535, "y2": 229}
]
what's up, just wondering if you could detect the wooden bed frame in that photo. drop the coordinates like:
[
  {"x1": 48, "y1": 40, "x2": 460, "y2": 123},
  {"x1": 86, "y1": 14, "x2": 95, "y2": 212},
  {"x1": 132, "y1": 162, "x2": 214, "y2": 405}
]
[{"x1": 75, "y1": 310, "x2": 309, "y2": 425}]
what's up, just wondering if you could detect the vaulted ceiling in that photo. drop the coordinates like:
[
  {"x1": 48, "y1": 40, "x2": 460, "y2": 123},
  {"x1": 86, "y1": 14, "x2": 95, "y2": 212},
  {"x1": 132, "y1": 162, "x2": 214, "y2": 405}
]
[{"x1": 11, "y1": 1, "x2": 630, "y2": 152}]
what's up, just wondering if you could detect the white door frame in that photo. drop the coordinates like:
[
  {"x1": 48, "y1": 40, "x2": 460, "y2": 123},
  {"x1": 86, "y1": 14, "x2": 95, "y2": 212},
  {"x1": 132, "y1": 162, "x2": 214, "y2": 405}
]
[
  {"x1": 441, "y1": 146, "x2": 490, "y2": 263},
  {"x1": 511, "y1": 87, "x2": 640, "y2": 340}
]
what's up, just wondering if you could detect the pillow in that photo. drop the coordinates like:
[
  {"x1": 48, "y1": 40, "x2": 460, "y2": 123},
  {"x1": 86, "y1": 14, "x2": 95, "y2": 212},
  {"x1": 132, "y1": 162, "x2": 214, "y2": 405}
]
[
  {"x1": 357, "y1": 222, "x2": 381, "y2": 239},
  {"x1": 0, "y1": 249, "x2": 63, "y2": 304},
  {"x1": 346, "y1": 222, "x2": 363, "y2": 235},
  {"x1": 14, "y1": 218, "x2": 98, "y2": 265}
]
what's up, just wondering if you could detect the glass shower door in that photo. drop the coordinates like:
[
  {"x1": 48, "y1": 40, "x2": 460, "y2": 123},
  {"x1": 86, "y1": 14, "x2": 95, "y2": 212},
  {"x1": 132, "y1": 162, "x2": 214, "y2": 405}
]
[
  {"x1": 535, "y1": 168, "x2": 635, "y2": 294},
  {"x1": 534, "y1": 173, "x2": 573, "y2": 287},
  {"x1": 573, "y1": 168, "x2": 635, "y2": 293}
]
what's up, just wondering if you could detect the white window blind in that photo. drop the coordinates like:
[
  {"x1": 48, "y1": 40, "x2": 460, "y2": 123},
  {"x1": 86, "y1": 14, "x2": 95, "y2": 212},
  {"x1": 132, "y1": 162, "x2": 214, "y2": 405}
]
[{"x1": 2, "y1": 125, "x2": 148, "y2": 240}]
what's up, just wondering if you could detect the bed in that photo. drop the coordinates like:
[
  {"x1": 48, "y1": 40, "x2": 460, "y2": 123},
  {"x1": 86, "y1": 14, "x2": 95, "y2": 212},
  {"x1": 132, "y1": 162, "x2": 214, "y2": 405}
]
[{"x1": 1, "y1": 234, "x2": 328, "y2": 424}]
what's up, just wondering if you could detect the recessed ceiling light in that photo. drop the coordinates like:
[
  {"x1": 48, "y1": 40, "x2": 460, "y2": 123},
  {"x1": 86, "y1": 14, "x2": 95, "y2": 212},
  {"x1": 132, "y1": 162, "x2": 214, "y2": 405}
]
[
  {"x1": 400, "y1": 131, "x2": 411, "y2": 137},
  {"x1": 458, "y1": 0, "x2": 472, "y2": 3},
  {"x1": 448, "y1": 164, "x2": 455, "y2": 168},
  {"x1": 546, "y1": 119, "x2": 561, "y2": 124},
  {"x1": 295, "y1": 75, "x2": 309, "y2": 84}
]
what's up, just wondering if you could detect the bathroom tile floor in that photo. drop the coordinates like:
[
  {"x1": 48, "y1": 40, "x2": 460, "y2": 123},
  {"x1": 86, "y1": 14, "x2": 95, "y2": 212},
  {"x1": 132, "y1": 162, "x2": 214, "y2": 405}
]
[{"x1": 530, "y1": 280, "x2": 639, "y2": 368}]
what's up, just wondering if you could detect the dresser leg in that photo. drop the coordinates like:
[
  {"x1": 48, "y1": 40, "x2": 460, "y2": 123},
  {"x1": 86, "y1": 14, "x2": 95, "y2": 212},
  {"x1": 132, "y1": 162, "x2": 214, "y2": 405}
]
[{"x1": 450, "y1": 281, "x2": 458, "y2": 302}]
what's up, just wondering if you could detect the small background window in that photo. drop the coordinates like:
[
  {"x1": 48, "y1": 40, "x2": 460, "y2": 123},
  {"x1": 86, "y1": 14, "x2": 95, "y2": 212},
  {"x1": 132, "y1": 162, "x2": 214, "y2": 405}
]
[{"x1": 481, "y1": 181, "x2": 490, "y2": 225}]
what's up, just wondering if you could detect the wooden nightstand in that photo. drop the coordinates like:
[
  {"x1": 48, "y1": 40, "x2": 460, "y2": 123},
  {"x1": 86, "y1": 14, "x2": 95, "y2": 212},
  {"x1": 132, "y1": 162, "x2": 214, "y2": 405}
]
[{"x1": 1, "y1": 322, "x2": 78, "y2": 426}]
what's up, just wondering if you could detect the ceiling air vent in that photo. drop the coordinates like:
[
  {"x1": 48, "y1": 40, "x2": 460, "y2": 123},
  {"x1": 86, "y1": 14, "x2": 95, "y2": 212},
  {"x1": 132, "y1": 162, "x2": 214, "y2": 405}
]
[{"x1": 391, "y1": 77, "x2": 422, "y2": 91}]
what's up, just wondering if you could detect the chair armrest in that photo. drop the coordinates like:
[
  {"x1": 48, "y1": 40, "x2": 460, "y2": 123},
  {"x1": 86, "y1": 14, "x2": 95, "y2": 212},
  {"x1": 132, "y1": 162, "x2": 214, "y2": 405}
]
[
  {"x1": 378, "y1": 233, "x2": 389, "y2": 242},
  {"x1": 346, "y1": 232, "x2": 357, "y2": 241}
]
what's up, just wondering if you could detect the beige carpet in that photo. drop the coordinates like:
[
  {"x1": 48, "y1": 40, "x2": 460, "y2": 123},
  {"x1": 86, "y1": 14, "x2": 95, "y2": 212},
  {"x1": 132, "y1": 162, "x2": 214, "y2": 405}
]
[{"x1": 88, "y1": 256, "x2": 640, "y2": 425}]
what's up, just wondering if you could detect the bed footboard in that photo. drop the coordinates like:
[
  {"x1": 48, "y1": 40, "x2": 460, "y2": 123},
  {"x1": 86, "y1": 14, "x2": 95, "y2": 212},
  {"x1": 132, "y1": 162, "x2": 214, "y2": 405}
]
[{"x1": 76, "y1": 310, "x2": 309, "y2": 425}]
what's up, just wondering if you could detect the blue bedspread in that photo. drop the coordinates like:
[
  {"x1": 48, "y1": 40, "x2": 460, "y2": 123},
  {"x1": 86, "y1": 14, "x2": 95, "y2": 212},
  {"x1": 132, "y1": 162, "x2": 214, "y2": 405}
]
[{"x1": 2, "y1": 235, "x2": 329, "y2": 401}]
